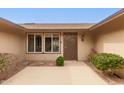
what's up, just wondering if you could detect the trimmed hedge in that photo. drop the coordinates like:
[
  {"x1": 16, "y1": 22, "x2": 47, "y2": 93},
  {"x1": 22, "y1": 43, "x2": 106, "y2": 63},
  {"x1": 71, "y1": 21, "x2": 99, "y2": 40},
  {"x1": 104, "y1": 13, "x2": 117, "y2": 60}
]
[
  {"x1": 90, "y1": 53, "x2": 124, "y2": 71},
  {"x1": 56, "y1": 56, "x2": 64, "y2": 66}
]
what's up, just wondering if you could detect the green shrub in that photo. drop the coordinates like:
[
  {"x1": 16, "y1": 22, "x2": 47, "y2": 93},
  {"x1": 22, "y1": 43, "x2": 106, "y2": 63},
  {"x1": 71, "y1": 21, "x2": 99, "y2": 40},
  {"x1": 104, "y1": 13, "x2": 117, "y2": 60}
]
[
  {"x1": 0, "y1": 55, "x2": 8, "y2": 72},
  {"x1": 56, "y1": 56, "x2": 64, "y2": 66},
  {"x1": 90, "y1": 53, "x2": 124, "y2": 71}
]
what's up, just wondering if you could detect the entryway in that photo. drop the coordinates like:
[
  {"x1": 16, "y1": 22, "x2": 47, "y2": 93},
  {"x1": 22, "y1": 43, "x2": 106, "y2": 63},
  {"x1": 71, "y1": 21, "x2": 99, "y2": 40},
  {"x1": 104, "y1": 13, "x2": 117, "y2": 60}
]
[
  {"x1": 63, "y1": 32, "x2": 77, "y2": 60},
  {"x1": 2, "y1": 61, "x2": 108, "y2": 85}
]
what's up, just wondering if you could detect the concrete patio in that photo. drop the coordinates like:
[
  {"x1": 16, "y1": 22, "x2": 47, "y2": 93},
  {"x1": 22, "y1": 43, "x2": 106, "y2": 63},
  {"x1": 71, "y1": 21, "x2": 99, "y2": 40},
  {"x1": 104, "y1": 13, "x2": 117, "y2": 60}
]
[{"x1": 2, "y1": 61, "x2": 108, "y2": 85}]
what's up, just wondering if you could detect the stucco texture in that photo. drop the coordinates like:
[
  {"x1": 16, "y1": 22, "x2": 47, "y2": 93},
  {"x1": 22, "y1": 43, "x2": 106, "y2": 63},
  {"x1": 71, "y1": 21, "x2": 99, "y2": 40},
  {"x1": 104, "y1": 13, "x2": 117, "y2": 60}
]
[
  {"x1": 0, "y1": 19, "x2": 25, "y2": 59},
  {"x1": 93, "y1": 14, "x2": 124, "y2": 57}
]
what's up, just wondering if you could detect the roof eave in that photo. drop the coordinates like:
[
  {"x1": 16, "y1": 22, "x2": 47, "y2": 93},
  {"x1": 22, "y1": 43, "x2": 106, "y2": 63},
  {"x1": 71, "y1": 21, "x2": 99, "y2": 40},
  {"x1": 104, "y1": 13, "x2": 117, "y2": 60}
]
[
  {"x1": 0, "y1": 17, "x2": 27, "y2": 31},
  {"x1": 89, "y1": 8, "x2": 124, "y2": 31}
]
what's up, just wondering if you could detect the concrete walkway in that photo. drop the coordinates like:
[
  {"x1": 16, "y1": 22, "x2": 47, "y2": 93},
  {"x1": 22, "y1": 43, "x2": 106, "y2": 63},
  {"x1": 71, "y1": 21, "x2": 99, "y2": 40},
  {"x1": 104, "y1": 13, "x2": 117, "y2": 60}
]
[{"x1": 2, "y1": 61, "x2": 108, "y2": 85}]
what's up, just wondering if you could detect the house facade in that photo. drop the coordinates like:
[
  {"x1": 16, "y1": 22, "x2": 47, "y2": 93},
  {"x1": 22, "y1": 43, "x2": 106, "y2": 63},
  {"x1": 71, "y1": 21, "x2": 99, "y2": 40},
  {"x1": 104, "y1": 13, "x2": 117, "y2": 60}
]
[{"x1": 0, "y1": 9, "x2": 124, "y2": 62}]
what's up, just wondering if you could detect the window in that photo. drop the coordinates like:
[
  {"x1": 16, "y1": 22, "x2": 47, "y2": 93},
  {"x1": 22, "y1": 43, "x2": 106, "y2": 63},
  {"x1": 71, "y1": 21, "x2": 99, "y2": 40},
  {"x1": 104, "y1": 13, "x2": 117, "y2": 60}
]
[
  {"x1": 45, "y1": 34, "x2": 52, "y2": 52},
  {"x1": 27, "y1": 33, "x2": 60, "y2": 53},
  {"x1": 53, "y1": 34, "x2": 60, "y2": 52},
  {"x1": 45, "y1": 33, "x2": 60, "y2": 53},
  {"x1": 35, "y1": 35, "x2": 42, "y2": 52},
  {"x1": 27, "y1": 33, "x2": 42, "y2": 53},
  {"x1": 28, "y1": 34, "x2": 34, "y2": 52}
]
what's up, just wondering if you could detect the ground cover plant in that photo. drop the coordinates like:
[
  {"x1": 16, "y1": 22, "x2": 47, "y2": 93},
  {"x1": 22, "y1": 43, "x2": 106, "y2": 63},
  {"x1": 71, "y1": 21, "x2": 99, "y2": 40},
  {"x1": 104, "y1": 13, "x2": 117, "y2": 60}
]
[
  {"x1": 0, "y1": 54, "x2": 8, "y2": 72},
  {"x1": 89, "y1": 53, "x2": 124, "y2": 75}
]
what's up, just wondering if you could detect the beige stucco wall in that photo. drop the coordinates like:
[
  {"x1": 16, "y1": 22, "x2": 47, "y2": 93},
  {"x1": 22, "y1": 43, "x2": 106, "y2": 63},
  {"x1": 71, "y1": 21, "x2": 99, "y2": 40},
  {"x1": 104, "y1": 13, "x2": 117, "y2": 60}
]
[
  {"x1": 93, "y1": 15, "x2": 124, "y2": 57},
  {"x1": 0, "y1": 28, "x2": 25, "y2": 58},
  {"x1": 25, "y1": 31, "x2": 94, "y2": 61},
  {"x1": 78, "y1": 32, "x2": 94, "y2": 61}
]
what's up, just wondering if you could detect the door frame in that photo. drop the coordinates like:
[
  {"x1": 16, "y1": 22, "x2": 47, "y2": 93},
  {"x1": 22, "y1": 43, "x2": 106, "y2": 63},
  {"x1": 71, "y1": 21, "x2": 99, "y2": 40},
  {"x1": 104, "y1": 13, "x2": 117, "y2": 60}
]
[{"x1": 63, "y1": 32, "x2": 78, "y2": 60}]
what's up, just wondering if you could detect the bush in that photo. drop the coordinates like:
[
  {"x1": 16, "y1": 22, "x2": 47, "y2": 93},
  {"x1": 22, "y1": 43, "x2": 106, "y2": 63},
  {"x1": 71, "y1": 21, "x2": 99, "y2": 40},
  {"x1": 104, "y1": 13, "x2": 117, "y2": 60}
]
[
  {"x1": 56, "y1": 56, "x2": 64, "y2": 66},
  {"x1": 90, "y1": 53, "x2": 124, "y2": 72},
  {"x1": 0, "y1": 54, "x2": 8, "y2": 72}
]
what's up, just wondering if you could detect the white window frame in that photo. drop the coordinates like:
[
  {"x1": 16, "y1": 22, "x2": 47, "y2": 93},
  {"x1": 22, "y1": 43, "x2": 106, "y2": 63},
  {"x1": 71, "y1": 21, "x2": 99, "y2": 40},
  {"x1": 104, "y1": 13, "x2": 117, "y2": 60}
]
[
  {"x1": 27, "y1": 33, "x2": 43, "y2": 53},
  {"x1": 44, "y1": 33, "x2": 60, "y2": 53}
]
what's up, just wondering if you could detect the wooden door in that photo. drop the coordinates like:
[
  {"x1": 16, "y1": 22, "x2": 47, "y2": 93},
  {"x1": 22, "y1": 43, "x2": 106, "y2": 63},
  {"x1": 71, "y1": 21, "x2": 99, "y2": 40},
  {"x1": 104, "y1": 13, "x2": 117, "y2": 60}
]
[{"x1": 63, "y1": 32, "x2": 77, "y2": 60}]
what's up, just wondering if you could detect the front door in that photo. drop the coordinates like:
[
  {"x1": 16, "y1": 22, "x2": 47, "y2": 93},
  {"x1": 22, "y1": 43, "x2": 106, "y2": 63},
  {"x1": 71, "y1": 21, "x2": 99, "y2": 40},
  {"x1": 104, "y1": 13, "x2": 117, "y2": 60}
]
[{"x1": 63, "y1": 32, "x2": 77, "y2": 60}]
